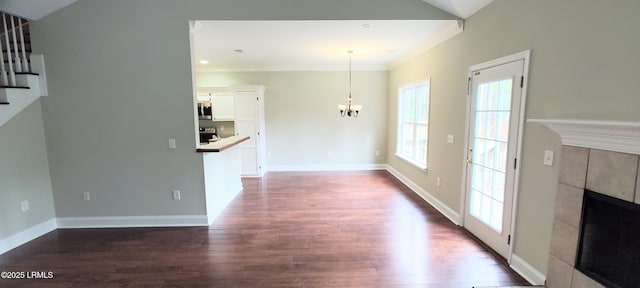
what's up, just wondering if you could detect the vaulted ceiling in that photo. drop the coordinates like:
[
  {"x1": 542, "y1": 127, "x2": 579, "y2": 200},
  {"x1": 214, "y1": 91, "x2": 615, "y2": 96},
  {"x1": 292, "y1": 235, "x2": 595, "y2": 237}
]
[
  {"x1": 0, "y1": 0, "x2": 77, "y2": 20},
  {"x1": 422, "y1": 0, "x2": 494, "y2": 18}
]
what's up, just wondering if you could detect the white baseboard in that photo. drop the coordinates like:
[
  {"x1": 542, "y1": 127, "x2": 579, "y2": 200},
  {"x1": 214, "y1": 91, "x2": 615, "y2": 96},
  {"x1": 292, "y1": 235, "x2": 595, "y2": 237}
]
[
  {"x1": 0, "y1": 219, "x2": 57, "y2": 255},
  {"x1": 384, "y1": 165, "x2": 461, "y2": 225},
  {"x1": 510, "y1": 254, "x2": 546, "y2": 285},
  {"x1": 267, "y1": 164, "x2": 387, "y2": 172},
  {"x1": 0, "y1": 215, "x2": 209, "y2": 255},
  {"x1": 56, "y1": 215, "x2": 208, "y2": 228}
]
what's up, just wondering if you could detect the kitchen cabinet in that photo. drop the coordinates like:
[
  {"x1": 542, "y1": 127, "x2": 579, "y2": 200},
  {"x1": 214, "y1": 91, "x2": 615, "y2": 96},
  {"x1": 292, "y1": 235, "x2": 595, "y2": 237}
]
[
  {"x1": 197, "y1": 88, "x2": 235, "y2": 121},
  {"x1": 211, "y1": 93, "x2": 235, "y2": 121},
  {"x1": 195, "y1": 85, "x2": 265, "y2": 177}
]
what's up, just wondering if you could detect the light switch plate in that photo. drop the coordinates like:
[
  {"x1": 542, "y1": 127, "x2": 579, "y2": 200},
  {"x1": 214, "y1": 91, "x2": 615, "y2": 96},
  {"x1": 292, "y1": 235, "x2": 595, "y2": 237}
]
[
  {"x1": 544, "y1": 150, "x2": 554, "y2": 166},
  {"x1": 168, "y1": 138, "x2": 176, "y2": 149},
  {"x1": 447, "y1": 134, "x2": 455, "y2": 144},
  {"x1": 21, "y1": 200, "x2": 29, "y2": 212}
]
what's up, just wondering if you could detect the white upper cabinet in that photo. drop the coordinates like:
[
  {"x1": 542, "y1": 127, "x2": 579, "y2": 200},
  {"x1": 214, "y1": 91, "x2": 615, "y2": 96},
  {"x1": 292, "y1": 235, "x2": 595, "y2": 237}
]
[
  {"x1": 211, "y1": 93, "x2": 235, "y2": 121},
  {"x1": 196, "y1": 92, "x2": 211, "y2": 102}
]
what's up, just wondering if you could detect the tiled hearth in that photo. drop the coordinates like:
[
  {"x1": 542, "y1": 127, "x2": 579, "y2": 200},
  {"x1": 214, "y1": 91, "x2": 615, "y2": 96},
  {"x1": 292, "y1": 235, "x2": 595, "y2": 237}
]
[{"x1": 529, "y1": 119, "x2": 640, "y2": 288}]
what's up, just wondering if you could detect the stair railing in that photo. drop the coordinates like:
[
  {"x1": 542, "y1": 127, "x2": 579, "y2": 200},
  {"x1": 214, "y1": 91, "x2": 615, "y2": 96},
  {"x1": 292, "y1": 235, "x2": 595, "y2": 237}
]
[{"x1": 0, "y1": 12, "x2": 30, "y2": 87}]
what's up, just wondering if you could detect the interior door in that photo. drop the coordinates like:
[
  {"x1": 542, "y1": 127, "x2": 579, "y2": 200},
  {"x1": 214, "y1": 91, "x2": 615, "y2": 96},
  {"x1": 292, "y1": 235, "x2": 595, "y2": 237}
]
[
  {"x1": 464, "y1": 60, "x2": 524, "y2": 259},
  {"x1": 234, "y1": 91, "x2": 259, "y2": 176}
]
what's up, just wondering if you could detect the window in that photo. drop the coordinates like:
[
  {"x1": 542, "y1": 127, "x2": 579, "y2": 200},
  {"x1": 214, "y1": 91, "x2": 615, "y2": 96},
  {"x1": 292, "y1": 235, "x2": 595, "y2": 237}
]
[{"x1": 396, "y1": 80, "x2": 430, "y2": 169}]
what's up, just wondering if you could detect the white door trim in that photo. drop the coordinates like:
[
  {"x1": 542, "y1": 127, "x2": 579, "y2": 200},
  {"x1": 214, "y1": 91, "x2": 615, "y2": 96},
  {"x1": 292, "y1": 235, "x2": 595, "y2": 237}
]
[{"x1": 459, "y1": 50, "x2": 531, "y2": 263}]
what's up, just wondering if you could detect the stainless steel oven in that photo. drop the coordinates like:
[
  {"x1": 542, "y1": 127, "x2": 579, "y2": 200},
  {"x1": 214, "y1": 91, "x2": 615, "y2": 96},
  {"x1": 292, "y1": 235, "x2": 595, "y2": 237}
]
[{"x1": 199, "y1": 127, "x2": 218, "y2": 144}]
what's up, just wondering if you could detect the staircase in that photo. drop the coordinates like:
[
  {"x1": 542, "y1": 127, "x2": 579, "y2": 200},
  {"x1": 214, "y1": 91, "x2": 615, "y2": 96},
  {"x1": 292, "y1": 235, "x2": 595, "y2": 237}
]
[{"x1": 0, "y1": 11, "x2": 48, "y2": 127}]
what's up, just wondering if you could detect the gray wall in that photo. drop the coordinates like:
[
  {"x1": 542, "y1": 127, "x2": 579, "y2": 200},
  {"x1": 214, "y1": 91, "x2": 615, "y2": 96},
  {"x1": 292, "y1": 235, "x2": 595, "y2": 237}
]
[
  {"x1": 197, "y1": 71, "x2": 388, "y2": 168},
  {"x1": 387, "y1": 0, "x2": 640, "y2": 274},
  {"x1": 30, "y1": 0, "x2": 452, "y2": 217},
  {"x1": 0, "y1": 100, "x2": 55, "y2": 239}
]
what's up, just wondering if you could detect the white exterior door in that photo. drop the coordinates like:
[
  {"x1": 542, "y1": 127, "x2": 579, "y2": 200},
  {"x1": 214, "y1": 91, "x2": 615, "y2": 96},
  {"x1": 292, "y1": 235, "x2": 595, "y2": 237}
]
[{"x1": 464, "y1": 59, "x2": 524, "y2": 259}]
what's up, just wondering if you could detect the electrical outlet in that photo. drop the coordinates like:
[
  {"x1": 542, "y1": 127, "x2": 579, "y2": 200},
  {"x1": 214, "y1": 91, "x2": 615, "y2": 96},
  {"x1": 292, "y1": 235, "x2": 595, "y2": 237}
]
[
  {"x1": 83, "y1": 192, "x2": 91, "y2": 201},
  {"x1": 375, "y1": 150, "x2": 380, "y2": 156},
  {"x1": 220, "y1": 126, "x2": 225, "y2": 132},
  {"x1": 21, "y1": 200, "x2": 29, "y2": 212},
  {"x1": 173, "y1": 190, "x2": 181, "y2": 200},
  {"x1": 168, "y1": 138, "x2": 176, "y2": 149},
  {"x1": 447, "y1": 134, "x2": 455, "y2": 144}
]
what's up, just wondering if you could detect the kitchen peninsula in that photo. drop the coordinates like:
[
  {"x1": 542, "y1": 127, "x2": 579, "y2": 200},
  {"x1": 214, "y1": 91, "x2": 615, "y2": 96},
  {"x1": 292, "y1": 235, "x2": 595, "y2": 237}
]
[{"x1": 197, "y1": 135, "x2": 250, "y2": 224}]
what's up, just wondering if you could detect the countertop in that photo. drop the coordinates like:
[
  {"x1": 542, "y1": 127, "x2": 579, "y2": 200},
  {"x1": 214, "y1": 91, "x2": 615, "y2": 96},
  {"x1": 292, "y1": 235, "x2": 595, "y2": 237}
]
[{"x1": 196, "y1": 135, "x2": 250, "y2": 153}]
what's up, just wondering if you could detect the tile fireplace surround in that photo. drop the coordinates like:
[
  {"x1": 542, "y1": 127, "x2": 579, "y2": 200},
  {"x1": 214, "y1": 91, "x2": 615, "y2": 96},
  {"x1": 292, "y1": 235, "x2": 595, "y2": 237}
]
[{"x1": 529, "y1": 119, "x2": 640, "y2": 288}]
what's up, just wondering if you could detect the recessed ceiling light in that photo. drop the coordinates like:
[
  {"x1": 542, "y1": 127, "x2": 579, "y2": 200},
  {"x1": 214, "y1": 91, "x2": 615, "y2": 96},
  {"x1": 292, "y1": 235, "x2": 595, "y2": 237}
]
[{"x1": 199, "y1": 60, "x2": 209, "y2": 64}]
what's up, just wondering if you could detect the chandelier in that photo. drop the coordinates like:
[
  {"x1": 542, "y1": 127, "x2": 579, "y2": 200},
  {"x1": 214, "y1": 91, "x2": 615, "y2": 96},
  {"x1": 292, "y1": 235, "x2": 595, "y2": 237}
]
[{"x1": 338, "y1": 50, "x2": 362, "y2": 117}]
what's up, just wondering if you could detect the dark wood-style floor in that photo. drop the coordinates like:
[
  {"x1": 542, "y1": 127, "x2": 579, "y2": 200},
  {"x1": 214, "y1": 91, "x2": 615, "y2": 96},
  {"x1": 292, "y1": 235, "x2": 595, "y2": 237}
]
[{"x1": 0, "y1": 171, "x2": 529, "y2": 287}]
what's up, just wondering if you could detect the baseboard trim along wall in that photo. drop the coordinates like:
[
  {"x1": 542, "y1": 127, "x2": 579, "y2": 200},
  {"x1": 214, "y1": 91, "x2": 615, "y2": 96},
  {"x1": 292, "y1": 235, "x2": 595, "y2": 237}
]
[
  {"x1": 510, "y1": 254, "x2": 546, "y2": 285},
  {"x1": 0, "y1": 219, "x2": 57, "y2": 255},
  {"x1": 56, "y1": 215, "x2": 209, "y2": 229},
  {"x1": 385, "y1": 165, "x2": 461, "y2": 225},
  {"x1": 267, "y1": 164, "x2": 387, "y2": 172}
]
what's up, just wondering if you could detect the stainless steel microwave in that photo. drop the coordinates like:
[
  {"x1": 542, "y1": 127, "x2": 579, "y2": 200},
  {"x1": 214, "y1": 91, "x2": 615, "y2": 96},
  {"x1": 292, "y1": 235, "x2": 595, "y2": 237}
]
[{"x1": 197, "y1": 101, "x2": 212, "y2": 120}]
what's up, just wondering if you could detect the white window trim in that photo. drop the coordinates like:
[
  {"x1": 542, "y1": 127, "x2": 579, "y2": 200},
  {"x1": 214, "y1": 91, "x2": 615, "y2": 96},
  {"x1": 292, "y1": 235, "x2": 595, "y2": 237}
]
[{"x1": 396, "y1": 78, "x2": 431, "y2": 171}]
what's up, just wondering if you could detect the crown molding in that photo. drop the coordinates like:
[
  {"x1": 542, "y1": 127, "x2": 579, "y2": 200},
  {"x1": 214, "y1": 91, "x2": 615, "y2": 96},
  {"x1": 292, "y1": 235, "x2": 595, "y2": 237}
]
[
  {"x1": 528, "y1": 119, "x2": 640, "y2": 155},
  {"x1": 197, "y1": 63, "x2": 388, "y2": 72}
]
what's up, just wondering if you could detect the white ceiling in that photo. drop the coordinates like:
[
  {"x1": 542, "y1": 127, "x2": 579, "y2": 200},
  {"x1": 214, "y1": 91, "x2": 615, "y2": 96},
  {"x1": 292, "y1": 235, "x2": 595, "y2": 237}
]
[
  {"x1": 191, "y1": 20, "x2": 460, "y2": 71},
  {"x1": 192, "y1": 0, "x2": 494, "y2": 72}
]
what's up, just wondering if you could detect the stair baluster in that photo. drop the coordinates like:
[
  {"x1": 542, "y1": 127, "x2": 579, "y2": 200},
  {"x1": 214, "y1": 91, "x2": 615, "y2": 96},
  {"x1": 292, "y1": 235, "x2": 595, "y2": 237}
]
[
  {"x1": 18, "y1": 18, "x2": 29, "y2": 73},
  {"x1": 0, "y1": 24, "x2": 6, "y2": 86},
  {"x1": 10, "y1": 15, "x2": 22, "y2": 72},
  {"x1": 2, "y1": 13, "x2": 16, "y2": 86}
]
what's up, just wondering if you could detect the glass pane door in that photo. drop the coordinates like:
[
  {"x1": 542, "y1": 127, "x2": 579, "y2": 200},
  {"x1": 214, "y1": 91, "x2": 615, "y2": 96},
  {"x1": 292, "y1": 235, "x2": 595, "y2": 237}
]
[
  {"x1": 469, "y1": 79, "x2": 512, "y2": 233},
  {"x1": 464, "y1": 57, "x2": 524, "y2": 259}
]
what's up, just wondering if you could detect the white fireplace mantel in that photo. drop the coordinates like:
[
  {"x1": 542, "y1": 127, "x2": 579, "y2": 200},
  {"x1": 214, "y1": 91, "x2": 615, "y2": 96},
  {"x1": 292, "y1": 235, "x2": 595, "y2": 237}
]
[{"x1": 528, "y1": 119, "x2": 640, "y2": 155}]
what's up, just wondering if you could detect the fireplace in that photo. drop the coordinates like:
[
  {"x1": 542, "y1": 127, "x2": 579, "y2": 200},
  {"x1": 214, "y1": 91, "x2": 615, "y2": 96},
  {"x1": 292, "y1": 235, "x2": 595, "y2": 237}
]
[
  {"x1": 528, "y1": 119, "x2": 640, "y2": 288},
  {"x1": 576, "y1": 190, "x2": 640, "y2": 288}
]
